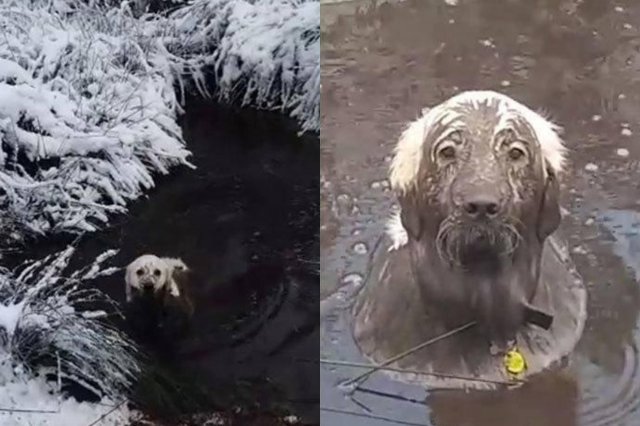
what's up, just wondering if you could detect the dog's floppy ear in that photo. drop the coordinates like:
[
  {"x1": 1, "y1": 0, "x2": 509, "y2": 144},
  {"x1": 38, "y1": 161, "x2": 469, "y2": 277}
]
[
  {"x1": 399, "y1": 191, "x2": 422, "y2": 240},
  {"x1": 167, "y1": 278, "x2": 181, "y2": 298},
  {"x1": 536, "y1": 166, "x2": 561, "y2": 241},
  {"x1": 124, "y1": 264, "x2": 135, "y2": 302},
  {"x1": 163, "y1": 262, "x2": 181, "y2": 298}
]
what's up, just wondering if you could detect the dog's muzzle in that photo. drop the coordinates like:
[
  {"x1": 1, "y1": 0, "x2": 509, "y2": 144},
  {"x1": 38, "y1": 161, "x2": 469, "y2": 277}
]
[{"x1": 140, "y1": 280, "x2": 155, "y2": 291}]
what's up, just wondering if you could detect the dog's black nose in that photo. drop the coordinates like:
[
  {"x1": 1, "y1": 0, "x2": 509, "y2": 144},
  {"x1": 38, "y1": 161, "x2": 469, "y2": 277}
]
[
  {"x1": 463, "y1": 196, "x2": 500, "y2": 218},
  {"x1": 142, "y1": 283, "x2": 154, "y2": 291}
]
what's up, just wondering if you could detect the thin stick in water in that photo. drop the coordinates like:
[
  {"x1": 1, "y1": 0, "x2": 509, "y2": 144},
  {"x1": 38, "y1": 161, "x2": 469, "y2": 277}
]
[
  {"x1": 320, "y1": 357, "x2": 522, "y2": 386},
  {"x1": 344, "y1": 321, "x2": 476, "y2": 386}
]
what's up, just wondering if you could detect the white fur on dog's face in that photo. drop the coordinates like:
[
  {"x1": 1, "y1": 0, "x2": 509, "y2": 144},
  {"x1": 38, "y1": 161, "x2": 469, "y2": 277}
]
[
  {"x1": 389, "y1": 90, "x2": 566, "y2": 195},
  {"x1": 125, "y1": 254, "x2": 169, "y2": 300},
  {"x1": 125, "y1": 254, "x2": 186, "y2": 302},
  {"x1": 386, "y1": 90, "x2": 567, "y2": 250}
]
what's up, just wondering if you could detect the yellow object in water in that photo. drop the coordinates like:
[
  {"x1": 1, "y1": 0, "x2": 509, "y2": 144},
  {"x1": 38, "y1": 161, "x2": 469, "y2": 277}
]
[{"x1": 504, "y1": 348, "x2": 527, "y2": 376}]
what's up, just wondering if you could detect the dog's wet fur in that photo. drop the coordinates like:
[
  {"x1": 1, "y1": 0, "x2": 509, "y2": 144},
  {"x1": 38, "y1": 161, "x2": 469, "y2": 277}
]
[
  {"x1": 388, "y1": 91, "x2": 563, "y2": 347},
  {"x1": 124, "y1": 255, "x2": 194, "y2": 354}
]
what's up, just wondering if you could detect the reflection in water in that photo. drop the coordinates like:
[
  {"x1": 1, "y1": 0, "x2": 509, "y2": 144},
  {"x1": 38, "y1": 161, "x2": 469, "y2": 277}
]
[
  {"x1": 321, "y1": 272, "x2": 431, "y2": 426},
  {"x1": 430, "y1": 374, "x2": 578, "y2": 426},
  {"x1": 577, "y1": 210, "x2": 640, "y2": 426},
  {"x1": 321, "y1": 1, "x2": 640, "y2": 425},
  {"x1": 601, "y1": 210, "x2": 640, "y2": 278}
]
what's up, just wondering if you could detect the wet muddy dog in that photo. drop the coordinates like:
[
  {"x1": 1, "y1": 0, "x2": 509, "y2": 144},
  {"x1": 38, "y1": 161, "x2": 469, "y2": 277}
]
[
  {"x1": 124, "y1": 254, "x2": 194, "y2": 353},
  {"x1": 353, "y1": 90, "x2": 587, "y2": 389}
]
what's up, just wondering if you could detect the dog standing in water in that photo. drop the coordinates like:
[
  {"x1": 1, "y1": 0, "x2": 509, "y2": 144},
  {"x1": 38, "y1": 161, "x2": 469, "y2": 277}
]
[
  {"x1": 124, "y1": 254, "x2": 194, "y2": 343},
  {"x1": 353, "y1": 90, "x2": 586, "y2": 389}
]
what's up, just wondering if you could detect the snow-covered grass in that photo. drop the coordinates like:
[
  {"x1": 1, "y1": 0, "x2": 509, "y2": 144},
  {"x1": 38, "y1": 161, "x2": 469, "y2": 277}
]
[
  {"x1": 0, "y1": 0, "x2": 319, "y2": 245},
  {"x1": 0, "y1": 246, "x2": 140, "y2": 425},
  {"x1": 0, "y1": 0, "x2": 194, "y2": 243},
  {"x1": 166, "y1": 0, "x2": 320, "y2": 133}
]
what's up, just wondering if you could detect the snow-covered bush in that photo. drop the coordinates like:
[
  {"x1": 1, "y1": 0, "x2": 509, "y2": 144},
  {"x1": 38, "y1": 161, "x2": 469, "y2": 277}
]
[
  {"x1": 0, "y1": 0, "x2": 194, "y2": 243},
  {"x1": 0, "y1": 246, "x2": 139, "y2": 425},
  {"x1": 166, "y1": 0, "x2": 320, "y2": 133}
]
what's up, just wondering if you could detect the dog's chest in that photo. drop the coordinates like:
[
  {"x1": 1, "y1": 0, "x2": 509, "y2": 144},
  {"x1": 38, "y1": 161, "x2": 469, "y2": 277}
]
[{"x1": 127, "y1": 294, "x2": 168, "y2": 331}]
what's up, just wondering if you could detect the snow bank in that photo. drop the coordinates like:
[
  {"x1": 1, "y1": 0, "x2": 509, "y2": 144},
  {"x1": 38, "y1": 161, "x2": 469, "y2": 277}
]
[
  {"x1": 0, "y1": 247, "x2": 140, "y2": 425},
  {"x1": 0, "y1": 0, "x2": 319, "y2": 244},
  {"x1": 0, "y1": 366, "x2": 133, "y2": 426},
  {"x1": 166, "y1": 0, "x2": 320, "y2": 133}
]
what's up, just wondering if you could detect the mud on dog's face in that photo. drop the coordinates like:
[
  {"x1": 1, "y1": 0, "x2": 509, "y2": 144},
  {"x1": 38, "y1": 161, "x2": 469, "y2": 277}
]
[
  {"x1": 391, "y1": 92, "x2": 564, "y2": 266},
  {"x1": 125, "y1": 254, "x2": 171, "y2": 297}
]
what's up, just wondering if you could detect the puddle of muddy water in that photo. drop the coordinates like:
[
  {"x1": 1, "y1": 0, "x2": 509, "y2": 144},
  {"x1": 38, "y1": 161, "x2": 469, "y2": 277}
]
[
  {"x1": 321, "y1": 1, "x2": 640, "y2": 425},
  {"x1": 5, "y1": 96, "x2": 320, "y2": 424}
]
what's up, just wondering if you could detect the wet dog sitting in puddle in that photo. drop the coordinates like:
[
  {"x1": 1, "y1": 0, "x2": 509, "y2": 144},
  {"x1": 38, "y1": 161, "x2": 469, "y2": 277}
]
[
  {"x1": 353, "y1": 90, "x2": 587, "y2": 389},
  {"x1": 124, "y1": 254, "x2": 194, "y2": 345}
]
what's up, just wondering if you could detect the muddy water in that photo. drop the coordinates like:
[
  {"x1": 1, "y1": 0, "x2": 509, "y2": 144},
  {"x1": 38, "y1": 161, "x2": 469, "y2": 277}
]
[
  {"x1": 7, "y1": 96, "x2": 320, "y2": 423},
  {"x1": 321, "y1": 1, "x2": 640, "y2": 425}
]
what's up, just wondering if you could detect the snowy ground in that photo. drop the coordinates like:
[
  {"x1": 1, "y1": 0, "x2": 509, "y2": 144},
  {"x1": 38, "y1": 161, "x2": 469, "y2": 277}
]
[
  {"x1": 0, "y1": 0, "x2": 319, "y2": 424},
  {"x1": 0, "y1": 371, "x2": 133, "y2": 426}
]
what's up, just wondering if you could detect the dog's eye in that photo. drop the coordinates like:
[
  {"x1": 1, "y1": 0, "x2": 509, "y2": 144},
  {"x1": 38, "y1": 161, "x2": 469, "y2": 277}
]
[
  {"x1": 438, "y1": 145, "x2": 456, "y2": 160},
  {"x1": 508, "y1": 147, "x2": 525, "y2": 161},
  {"x1": 136, "y1": 269, "x2": 144, "y2": 276},
  {"x1": 153, "y1": 269, "x2": 161, "y2": 276},
  {"x1": 437, "y1": 132, "x2": 461, "y2": 161}
]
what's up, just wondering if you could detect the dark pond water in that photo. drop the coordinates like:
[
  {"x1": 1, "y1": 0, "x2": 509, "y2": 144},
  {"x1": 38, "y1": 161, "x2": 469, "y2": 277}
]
[
  {"x1": 6, "y1": 96, "x2": 320, "y2": 424},
  {"x1": 321, "y1": 0, "x2": 640, "y2": 425}
]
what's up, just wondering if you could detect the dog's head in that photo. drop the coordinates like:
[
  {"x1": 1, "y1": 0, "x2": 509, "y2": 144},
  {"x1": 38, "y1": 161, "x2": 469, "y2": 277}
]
[
  {"x1": 389, "y1": 91, "x2": 564, "y2": 267},
  {"x1": 387, "y1": 91, "x2": 565, "y2": 342},
  {"x1": 125, "y1": 254, "x2": 175, "y2": 300}
]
